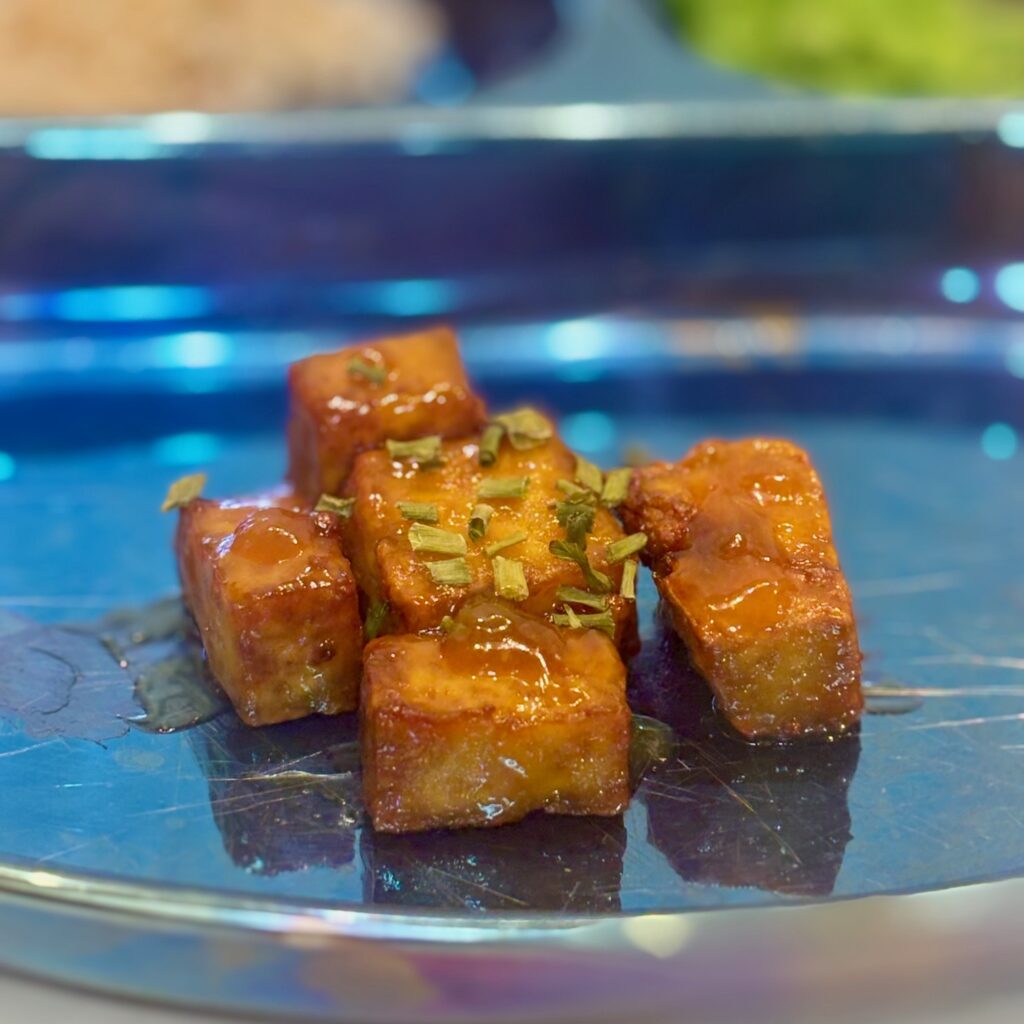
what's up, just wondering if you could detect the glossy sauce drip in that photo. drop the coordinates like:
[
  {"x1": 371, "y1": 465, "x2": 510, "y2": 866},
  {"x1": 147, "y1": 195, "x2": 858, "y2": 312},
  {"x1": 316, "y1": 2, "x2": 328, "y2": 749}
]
[
  {"x1": 435, "y1": 603, "x2": 588, "y2": 711},
  {"x1": 674, "y1": 491, "x2": 796, "y2": 633},
  {"x1": 667, "y1": 452, "x2": 833, "y2": 634},
  {"x1": 218, "y1": 509, "x2": 324, "y2": 594},
  {"x1": 228, "y1": 520, "x2": 303, "y2": 565},
  {"x1": 224, "y1": 507, "x2": 315, "y2": 573}
]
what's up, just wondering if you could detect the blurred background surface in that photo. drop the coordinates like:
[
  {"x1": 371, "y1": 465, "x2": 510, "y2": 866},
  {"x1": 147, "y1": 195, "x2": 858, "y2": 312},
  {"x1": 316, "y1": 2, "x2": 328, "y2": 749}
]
[{"x1": 0, "y1": 0, "x2": 1019, "y2": 336}]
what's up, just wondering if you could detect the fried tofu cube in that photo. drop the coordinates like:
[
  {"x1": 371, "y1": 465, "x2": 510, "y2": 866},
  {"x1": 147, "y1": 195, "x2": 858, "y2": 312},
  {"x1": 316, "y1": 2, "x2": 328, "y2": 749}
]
[
  {"x1": 286, "y1": 326, "x2": 487, "y2": 499},
  {"x1": 176, "y1": 498, "x2": 362, "y2": 726},
  {"x1": 621, "y1": 438, "x2": 862, "y2": 740},
  {"x1": 361, "y1": 597, "x2": 631, "y2": 833},
  {"x1": 343, "y1": 417, "x2": 638, "y2": 651}
]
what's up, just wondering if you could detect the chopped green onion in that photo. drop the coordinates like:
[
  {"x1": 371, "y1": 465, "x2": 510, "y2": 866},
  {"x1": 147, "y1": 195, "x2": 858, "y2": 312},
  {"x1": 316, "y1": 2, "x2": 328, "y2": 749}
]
[
  {"x1": 397, "y1": 501, "x2": 439, "y2": 523},
  {"x1": 493, "y1": 407, "x2": 552, "y2": 451},
  {"x1": 315, "y1": 494, "x2": 355, "y2": 519},
  {"x1": 468, "y1": 503, "x2": 494, "y2": 542},
  {"x1": 492, "y1": 556, "x2": 529, "y2": 601},
  {"x1": 348, "y1": 357, "x2": 387, "y2": 385},
  {"x1": 555, "y1": 586, "x2": 608, "y2": 610},
  {"x1": 620, "y1": 559, "x2": 638, "y2": 601},
  {"x1": 556, "y1": 500, "x2": 595, "y2": 546},
  {"x1": 428, "y1": 557, "x2": 472, "y2": 586},
  {"x1": 365, "y1": 599, "x2": 389, "y2": 640},
  {"x1": 556, "y1": 479, "x2": 596, "y2": 502},
  {"x1": 161, "y1": 473, "x2": 206, "y2": 512},
  {"x1": 575, "y1": 455, "x2": 604, "y2": 495},
  {"x1": 477, "y1": 476, "x2": 529, "y2": 500},
  {"x1": 440, "y1": 614, "x2": 456, "y2": 634},
  {"x1": 549, "y1": 539, "x2": 612, "y2": 593},
  {"x1": 562, "y1": 603, "x2": 583, "y2": 629},
  {"x1": 386, "y1": 436, "x2": 443, "y2": 467},
  {"x1": 601, "y1": 468, "x2": 632, "y2": 508},
  {"x1": 557, "y1": 587, "x2": 608, "y2": 611},
  {"x1": 551, "y1": 608, "x2": 616, "y2": 638},
  {"x1": 478, "y1": 423, "x2": 505, "y2": 466},
  {"x1": 408, "y1": 523, "x2": 467, "y2": 556},
  {"x1": 606, "y1": 532, "x2": 648, "y2": 564},
  {"x1": 484, "y1": 530, "x2": 527, "y2": 559}
]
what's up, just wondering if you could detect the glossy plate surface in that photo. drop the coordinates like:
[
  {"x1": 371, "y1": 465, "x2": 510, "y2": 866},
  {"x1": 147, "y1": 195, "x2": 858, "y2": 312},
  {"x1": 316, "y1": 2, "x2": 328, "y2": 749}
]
[{"x1": 1, "y1": 315, "x2": 1023, "y2": 1018}]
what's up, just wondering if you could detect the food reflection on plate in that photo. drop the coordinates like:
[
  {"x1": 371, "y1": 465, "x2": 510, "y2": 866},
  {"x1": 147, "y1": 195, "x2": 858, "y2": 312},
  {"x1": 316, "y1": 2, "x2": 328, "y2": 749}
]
[
  {"x1": 189, "y1": 713, "x2": 361, "y2": 876},
  {"x1": 361, "y1": 812, "x2": 626, "y2": 912},
  {"x1": 630, "y1": 617, "x2": 860, "y2": 897},
  {"x1": 102, "y1": 588, "x2": 859, "y2": 902}
]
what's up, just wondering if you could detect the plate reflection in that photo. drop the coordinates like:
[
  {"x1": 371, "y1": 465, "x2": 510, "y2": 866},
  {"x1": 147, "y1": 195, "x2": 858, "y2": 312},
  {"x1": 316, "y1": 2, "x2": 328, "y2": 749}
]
[{"x1": 629, "y1": 616, "x2": 859, "y2": 897}]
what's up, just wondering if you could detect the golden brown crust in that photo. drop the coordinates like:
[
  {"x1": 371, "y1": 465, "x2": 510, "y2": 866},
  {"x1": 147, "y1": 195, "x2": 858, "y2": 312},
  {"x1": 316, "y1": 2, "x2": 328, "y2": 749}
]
[
  {"x1": 176, "y1": 499, "x2": 362, "y2": 726},
  {"x1": 342, "y1": 419, "x2": 639, "y2": 653},
  {"x1": 620, "y1": 462, "x2": 697, "y2": 572},
  {"x1": 360, "y1": 598, "x2": 631, "y2": 833},
  {"x1": 286, "y1": 326, "x2": 487, "y2": 500},
  {"x1": 625, "y1": 438, "x2": 862, "y2": 739}
]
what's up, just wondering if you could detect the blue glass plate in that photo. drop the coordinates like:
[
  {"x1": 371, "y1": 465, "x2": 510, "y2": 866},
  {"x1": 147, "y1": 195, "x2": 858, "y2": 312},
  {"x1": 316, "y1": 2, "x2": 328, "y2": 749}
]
[{"x1": 1, "y1": 315, "x2": 1023, "y2": 1021}]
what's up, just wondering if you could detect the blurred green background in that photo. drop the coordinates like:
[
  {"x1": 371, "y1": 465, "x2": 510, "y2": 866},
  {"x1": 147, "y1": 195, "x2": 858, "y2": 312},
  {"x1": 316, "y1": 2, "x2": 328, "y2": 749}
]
[{"x1": 666, "y1": 0, "x2": 1024, "y2": 96}]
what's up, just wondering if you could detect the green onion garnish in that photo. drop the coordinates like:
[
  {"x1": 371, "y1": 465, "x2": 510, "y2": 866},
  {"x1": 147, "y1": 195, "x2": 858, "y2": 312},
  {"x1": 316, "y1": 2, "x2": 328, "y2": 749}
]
[
  {"x1": 492, "y1": 556, "x2": 529, "y2": 601},
  {"x1": 556, "y1": 501, "x2": 595, "y2": 546},
  {"x1": 556, "y1": 479, "x2": 596, "y2": 502},
  {"x1": 549, "y1": 539, "x2": 612, "y2": 593},
  {"x1": 161, "y1": 472, "x2": 206, "y2": 512},
  {"x1": 575, "y1": 455, "x2": 604, "y2": 495},
  {"x1": 620, "y1": 558, "x2": 638, "y2": 601},
  {"x1": 365, "y1": 599, "x2": 389, "y2": 640},
  {"x1": 551, "y1": 608, "x2": 616, "y2": 638},
  {"x1": 478, "y1": 423, "x2": 505, "y2": 467},
  {"x1": 493, "y1": 407, "x2": 552, "y2": 451},
  {"x1": 477, "y1": 476, "x2": 530, "y2": 500},
  {"x1": 484, "y1": 530, "x2": 527, "y2": 559},
  {"x1": 468, "y1": 503, "x2": 494, "y2": 542},
  {"x1": 601, "y1": 468, "x2": 632, "y2": 508},
  {"x1": 408, "y1": 523, "x2": 467, "y2": 556},
  {"x1": 397, "y1": 501, "x2": 439, "y2": 523},
  {"x1": 315, "y1": 494, "x2": 355, "y2": 519},
  {"x1": 606, "y1": 532, "x2": 647, "y2": 564},
  {"x1": 440, "y1": 614, "x2": 457, "y2": 634},
  {"x1": 562, "y1": 603, "x2": 583, "y2": 629},
  {"x1": 428, "y1": 557, "x2": 472, "y2": 587},
  {"x1": 555, "y1": 586, "x2": 608, "y2": 610},
  {"x1": 386, "y1": 436, "x2": 443, "y2": 467},
  {"x1": 348, "y1": 357, "x2": 387, "y2": 385}
]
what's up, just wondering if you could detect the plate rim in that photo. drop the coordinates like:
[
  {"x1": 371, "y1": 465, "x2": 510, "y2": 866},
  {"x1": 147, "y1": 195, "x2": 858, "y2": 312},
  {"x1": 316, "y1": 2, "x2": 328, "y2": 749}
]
[
  {"x1": 0, "y1": 97, "x2": 1019, "y2": 156},
  {"x1": 4, "y1": 857, "x2": 1024, "y2": 947}
]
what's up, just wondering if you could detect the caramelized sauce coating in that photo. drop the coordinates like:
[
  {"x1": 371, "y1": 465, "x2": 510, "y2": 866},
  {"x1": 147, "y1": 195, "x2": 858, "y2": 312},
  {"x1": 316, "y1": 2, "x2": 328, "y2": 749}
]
[
  {"x1": 622, "y1": 439, "x2": 862, "y2": 739},
  {"x1": 343, "y1": 418, "x2": 638, "y2": 652},
  {"x1": 361, "y1": 597, "x2": 631, "y2": 833},
  {"x1": 286, "y1": 326, "x2": 487, "y2": 500},
  {"x1": 176, "y1": 499, "x2": 362, "y2": 726}
]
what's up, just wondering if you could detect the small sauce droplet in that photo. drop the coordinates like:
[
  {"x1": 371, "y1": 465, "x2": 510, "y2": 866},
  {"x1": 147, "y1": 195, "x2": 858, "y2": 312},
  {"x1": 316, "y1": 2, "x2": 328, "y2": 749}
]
[
  {"x1": 863, "y1": 687, "x2": 924, "y2": 716},
  {"x1": 629, "y1": 714, "x2": 676, "y2": 785},
  {"x1": 228, "y1": 520, "x2": 303, "y2": 565}
]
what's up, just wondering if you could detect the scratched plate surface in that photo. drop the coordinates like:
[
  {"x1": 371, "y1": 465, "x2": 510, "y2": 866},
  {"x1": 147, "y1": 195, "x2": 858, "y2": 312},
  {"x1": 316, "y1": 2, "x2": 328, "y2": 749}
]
[{"x1": 1, "y1": 316, "x2": 1023, "y2": 915}]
